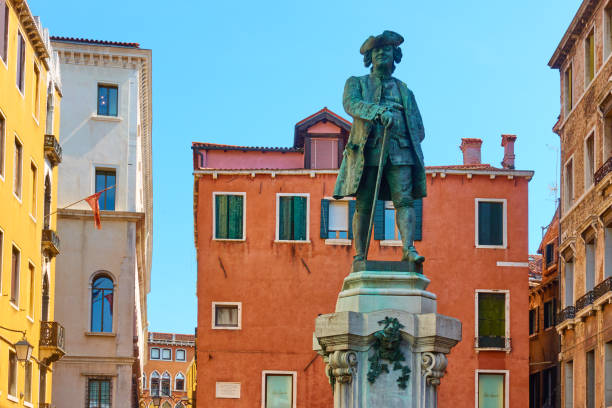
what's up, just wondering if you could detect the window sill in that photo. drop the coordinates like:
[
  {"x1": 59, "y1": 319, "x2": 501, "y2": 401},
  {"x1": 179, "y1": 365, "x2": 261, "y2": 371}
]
[
  {"x1": 474, "y1": 347, "x2": 511, "y2": 354},
  {"x1": 7, "y1": 394, "x2": 18, "y2": 403},
  {"x1": 24, "y1": 401, "x2": 33, "y2": 408},
  {"x1": 475, "y1": 244, "x2": 507, "y2": 249},
  {"x1": 29, "y1": 214, "x2": 36, "y2": 223},
  {"x1": 13, "y1": 192, "x2": 22, "y2": 204},
  {"x1": 380, "y1": 240, "x2": 402, "y2": 247},
  {"x1": 212, "y1": 326, "x2": 241, "y2": 330},
  {"x1": 91, "y1": 114, "x2": 123, "y2": 122},
  {"x1": 85, "y1": 331, "x2": 116, "y2": 337},
  {"x1": 274, "y1": 240, "x2": 311, "y2": 244},
  {"x1": 32, "y1": 113, "x2": 39, "y2": 126},
  {"x1": 325, "y1": 238, "x2": 351, "y2": 246},
  {"x1": 529, "y1": 333, "x2": 538, "y2": 339},
  {"x1": 27, "y1": 315, "x2": 34, "y2": 323},
  {"x1": 9, "y1": 302, "x2": 19, "y2": 311},
  {"x1": 213, "y1": 238, "x2": 246, "y2": 242}
]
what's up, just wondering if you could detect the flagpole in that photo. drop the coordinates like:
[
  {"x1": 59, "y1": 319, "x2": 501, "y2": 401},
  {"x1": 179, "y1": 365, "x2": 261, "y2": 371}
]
[{"x1": 44, "y1": 185, "x2": 116, "y2": 220}]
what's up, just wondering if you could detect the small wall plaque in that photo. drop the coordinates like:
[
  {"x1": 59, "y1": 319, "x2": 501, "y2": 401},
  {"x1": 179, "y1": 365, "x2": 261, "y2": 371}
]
[{"x1": 216, "y1": 382, "x2": 241, "y2": 399}]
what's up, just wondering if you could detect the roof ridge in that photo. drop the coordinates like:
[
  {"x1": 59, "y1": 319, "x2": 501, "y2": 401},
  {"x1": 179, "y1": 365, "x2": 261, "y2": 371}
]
[{"x1": 51, "y1": 36, "x2": 140, "y2": 48}]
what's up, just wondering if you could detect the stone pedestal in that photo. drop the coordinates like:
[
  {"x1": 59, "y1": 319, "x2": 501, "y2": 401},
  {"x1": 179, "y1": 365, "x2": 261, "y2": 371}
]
[{"x1": 314, "y1": 262, "x2": 461, "y2": 408}]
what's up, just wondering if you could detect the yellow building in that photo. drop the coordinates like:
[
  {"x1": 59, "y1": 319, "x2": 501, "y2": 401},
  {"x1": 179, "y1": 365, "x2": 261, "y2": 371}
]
[
  {"x1": 0, "y1": 1, "x2": 63, "y2": 407},
  {"x1": 186, "y1": 357, "x2": 196, "y2": 407}
]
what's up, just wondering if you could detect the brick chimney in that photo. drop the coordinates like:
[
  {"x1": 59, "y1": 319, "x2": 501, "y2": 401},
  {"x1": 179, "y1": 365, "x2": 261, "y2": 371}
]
[
  {"x1": 501, "y1": 134, "x2": 517, "y2": 169},
  {"x1": 460, "y1": 138, "x2": 482, "y2": 165}
]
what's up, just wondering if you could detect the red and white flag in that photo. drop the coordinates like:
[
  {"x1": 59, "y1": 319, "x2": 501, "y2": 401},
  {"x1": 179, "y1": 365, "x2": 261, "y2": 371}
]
[{"x1": 85, "y1": 192, "x2": 103, "y2": 230}]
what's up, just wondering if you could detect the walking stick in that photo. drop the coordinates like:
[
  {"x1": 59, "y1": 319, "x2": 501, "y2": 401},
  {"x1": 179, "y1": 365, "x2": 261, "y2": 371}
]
[{"x1": 364, "y1": 123, "x2": 390, "y2": 260}]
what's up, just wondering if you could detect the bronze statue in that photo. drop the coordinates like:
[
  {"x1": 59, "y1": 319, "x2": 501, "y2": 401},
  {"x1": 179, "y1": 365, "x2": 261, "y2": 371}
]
[{"x1": 333, "y1": 31, "x2": 426, "y2": 264}]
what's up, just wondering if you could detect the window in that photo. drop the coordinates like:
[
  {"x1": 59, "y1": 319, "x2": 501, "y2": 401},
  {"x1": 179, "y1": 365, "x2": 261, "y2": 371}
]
[
  {"x1": 276, "y1": 194, "x2": 308, "y2": 241},
  {"x1": 263, "y1": 372, "x2": 296, "y2": 408},
  {"x1": 565, "y1": 361, "x2": 574, "y2": 408},
  {"x1": 543, "y1": 300, "x2": 555, "y2": 329},
  {"x1": 606, "y1": 4, "x2": 612, "y2": 59},
  {"x1": 213, "y1": 193, "x2": 245, "y2": 240},
  {"x1": 585, "y1": 29, "x2": 595, "y2": 86},
  {"x1": 545, "y1": 243, "x2": 554, "y2": 266},
  {"x1": 212, "y1": 302, "x2": 241, "y2": 329},
  {"x1": 150, "y1": 372, "x2": 160, "y2": 396},
  {"x1": 16, "y1": 31, "x2": 24, "y2": 93},
  {"x1": 564, "y1": 159, "x2": 574, "y2": 210},
  {"x1": 175, "y1": 349, "x2": 186, "y2": 361},
  {"x1": 0, "y1": 0, "x2": 7, "y2": 63},
  {"x1": 10, "y1": 245, "x2": 19, "y2": 305},
  {"x1": 605, "y1": 341, "x2": 612, "y2": 406},
  {"x1": 8, "y1": 350, "x2": 17, "y2": 397},
  {"x1": 39, "y1": 367, "x2": 47, "y2": 405},
  {"x1": 91, "y1": 275, "x2": 113, "y2": 332},
  {"x1": 14, "y1": 136, "x2": 22, "y2": 198},
  {"x1": 478, "y1": 372, "x2": 506, "y2": 408},
  {"x1": 585, "y1": 133, "x2": 595, "y2": 188},
  {"x1": 87, "y1": 378, "x2": 111, "y2": 408},
  {"x1": 95, "y1": 169, "x2": 116, "y2": 211},
  {"x1": 476, "y1": 199, "x2": 506, "y2": 247},
  {"x1": 320, "y1": 199, "x2": 352, "y2": 240},
  {"x1": 542, "y1": 367, "x2": 556, "y2": 408},
  {"x1": 373, "y1": 199, "x2": 423, "y2": 241},
  {"x1": 33, "y1": 64, "x2": 40, "y2": 119},
  {"x1": 564, "y1": 260, "x2": 574, "y2": 307},
  {"x1": 606, "y1": 227, "x2": 612, "y2": 279},
  {"x1": 28, "y1": 263, "x2": 34, "y2": 317},
  {"x1": 529, "y1": 372, "x2": 540, "y2": 408},
  {"x1": 384, "y1": 201, "x2": 400, "y2": 241},
  {"x1": 564, "y1": 65, "x2": 573, "y2": 115},
  {"x1": 175, "y1": 373, "x2": 185, "y2": 391},
  {"x1": 97, "y1": 84, "x2": 118, "y2": 116},
  {"x1": 310, "y1": 138, "x2": 338, "y2": 169},
  {"x1": 476, "y1": 291, "x2": 508, "y2": 349},
  {"x1": 585, "y1": 238, "x2": 595, "y2": 291},
  {"x1": 24, "y1": 360, "x2": 32, "y2": 403},
  {"x1": 0, "y1": 114, "x2": 5, "y2": 178},
  {"x1": 161, "y1": 372, "x2": 171, "y2": 396},
  {"x1": 30, "y1": 162, "x2": 36, "y2": 217},
  {"x1": 0, "y1": 229, "x2": 2, "y2": 295},
  {"x1": 587, "y1": 350, "x2": 595, "y2": 408},
  {"x1": 529, "y1": 308, "x2": 537, "y2": 335},
  {"x1": 161, "y1": 348, "x2": 172, "y2": 361},
  {"x1": 150, "y1": 347, "x2": 160, "y2": 360}
]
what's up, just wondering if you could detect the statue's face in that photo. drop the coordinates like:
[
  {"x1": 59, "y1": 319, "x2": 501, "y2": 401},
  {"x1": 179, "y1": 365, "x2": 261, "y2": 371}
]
[{"x1": 371, "y1": 45, "x2": 394, "y2": 69}]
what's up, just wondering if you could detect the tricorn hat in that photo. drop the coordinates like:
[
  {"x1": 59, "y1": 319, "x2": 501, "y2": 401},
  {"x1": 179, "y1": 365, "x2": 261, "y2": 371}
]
[{"x1": 360, "y1": 30, "x2": 404, "y2": 55}]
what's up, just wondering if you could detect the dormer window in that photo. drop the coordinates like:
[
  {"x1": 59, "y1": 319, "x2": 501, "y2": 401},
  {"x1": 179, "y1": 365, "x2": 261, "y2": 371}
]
[{"x1": 310, "y1": 138, "x2": 338, "y2": 169}]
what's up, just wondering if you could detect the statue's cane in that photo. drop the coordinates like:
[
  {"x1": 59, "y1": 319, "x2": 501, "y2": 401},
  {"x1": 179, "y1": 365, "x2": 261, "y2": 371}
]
[{"x1": 364, "y1": 122, "x2": 391, "y2": 260}]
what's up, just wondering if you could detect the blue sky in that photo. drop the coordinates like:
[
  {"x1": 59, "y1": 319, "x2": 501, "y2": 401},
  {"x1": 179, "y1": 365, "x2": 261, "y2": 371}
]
[{"x1": 30, "y1": 0, "x2": 580, "y2": 334}]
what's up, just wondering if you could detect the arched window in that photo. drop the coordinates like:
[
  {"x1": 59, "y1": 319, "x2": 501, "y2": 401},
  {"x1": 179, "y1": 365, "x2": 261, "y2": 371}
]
[
  {"x1": 91, "y1": 275, "x2": 114, "y2": 332},
  {"x1": 161, "y1": 372, "x2": 171, "y2": 396},
  {"x1": 41, "y1": 274, "x2": 49, "y2": 322},
  {"x1": 150, "y1": 371, "x2": 160, "y2": 396},
  {"x1": 43, "y1": 176, "x2": 51, "y2": 229},
  {"x1": 174, "y1": 373, "x2": 185, "y2": 391}
]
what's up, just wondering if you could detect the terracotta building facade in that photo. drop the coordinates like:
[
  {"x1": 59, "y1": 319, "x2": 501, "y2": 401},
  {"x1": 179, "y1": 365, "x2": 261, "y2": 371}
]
[
  {"x1": 192, "y1": 108, "x2": 533, "y2": 407},
  {"x1": 549, "y1": 1, "x2": 612, "y2": 407}
]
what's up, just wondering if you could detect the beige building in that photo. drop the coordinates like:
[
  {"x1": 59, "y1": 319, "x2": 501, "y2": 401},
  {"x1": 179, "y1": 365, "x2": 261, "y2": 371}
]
[
  {"x1": 549, "y1": 0, "x2": 612, "y2": 407},
  {"x1": 49, "y1": 37, "x2": 152, "y2": 408}
]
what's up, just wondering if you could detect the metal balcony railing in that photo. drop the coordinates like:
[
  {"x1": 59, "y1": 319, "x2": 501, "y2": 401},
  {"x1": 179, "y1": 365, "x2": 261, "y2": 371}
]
[
  {"x1": 44, "y1": 134, "x2": 62, "y2": 166},
  {"x1": 474, "y1": 336, "x2": 510, "y2": 350},
  {"x1": 41, "y1": 229, "x2": 60, "y2": 257},
  {"x1": 594, "y1": 277, "x2": 612, "y2": 301},
  {"x1": 39, "y1": 321, "x2": 65, "y2": 364},
  {"x1": 594, "y1": 156, "x2": 612, "y2": 185},
  {"x1": 576, "y1": 290, "x2": 595, "y2": 311},
  {"x1": 557, "y1": 306, "x2": 575, "y2": 323}
]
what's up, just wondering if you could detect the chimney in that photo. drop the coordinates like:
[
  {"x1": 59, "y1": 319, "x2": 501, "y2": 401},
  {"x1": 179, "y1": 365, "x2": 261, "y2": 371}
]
[
  {"x1": 460, "y1": 138, "x2": 482, "y2": 165},
  {"x1": 501, "y1": 134, "x2": 517, "y2": 169}
]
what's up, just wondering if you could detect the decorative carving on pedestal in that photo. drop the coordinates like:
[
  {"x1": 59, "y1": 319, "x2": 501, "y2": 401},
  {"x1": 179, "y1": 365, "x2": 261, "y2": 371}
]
[
  {"x1": 327, "y1": 350, "x2": 358, "y2": 391},
  {"x1": 367, "y1": 317, "x2": 411, "y2": 389},
  {"x1": 421, "y1": 352, "x2": 447, "y2": 386}
]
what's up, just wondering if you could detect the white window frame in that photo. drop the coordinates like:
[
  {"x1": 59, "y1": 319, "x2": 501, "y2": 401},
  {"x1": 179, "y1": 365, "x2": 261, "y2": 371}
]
[
  {"x1": 212, "y1": 301, "x2": 242, "y2": 330},
  {"x1": 87, "y1": 271, "x2": 117, "y2": 335},
  {"x1": 92, "y1": 164, "x2": 118, "y2": 210},
  {"x1": 175, "y1": 348, "x2": 186, "y2": 362},
  {"x1": 474, "y1": 198, "x2": 507, "y2": 249},
  {"x1": 212, "y1": 192, "x2": 246, "y2": 241},
  {"x1": 275, "y1": 193, "x2": 310, "y2": 243},
  {"x1": 161, "y1": 348, "x2": 172, "y2": 361},
  {"x1": 161, "y1": 371, "x2": 172, "y2": 396},
  {"x1": 13, "y1": 133, "x2": 23, "y2": 202},
  {"x1": 0, "y1": 107, "x2": 6, "y2": 181},
  {"x1": 474, "y1": 289, "x2": 511, "y2": 352},
  {"x1": 584, "y1": 26, "x2": 596, "y2": 88},
  {"x1": 475, "y1": 369, "x2": 509, "y2": 408},
  {"x1": 10, "y1": 242, "x2": 21, "y2": 310},
  {"x1": 150, "y1": 347, "x2": 160, "y2": 360},
  {"x1": 584, "y1": 131, "x2": 596, "y2": 190},
  {"x1": 261, "y1": 370, "x2": 297, "y2": 408},
  {"x1": 563, "y1": 156, "x2": 574, "y2": 213},
  {"x1": 7, "y1": 348, "x2": 18, "y2": 402},
  {"x1": 29, "y1": 158, "x2": 37, "y2": 221},
  {"x1": 174, "y1": 372, "x2": 185, "y2": 391},
  {"x1": 324, "y1": 196, "x2": 352, "y2": 246},
  {"x1": 96, "y1": 82, "x2": 120, "y2": 118},
  {"x1": 15, "y1": 28, "x2": 25, "y2": 98}
]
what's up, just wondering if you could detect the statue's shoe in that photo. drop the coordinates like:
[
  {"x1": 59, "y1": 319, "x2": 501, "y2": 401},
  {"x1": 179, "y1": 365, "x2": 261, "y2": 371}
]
[{"x1": 402, "y1": 246, "x2": 425, "y2": 264}]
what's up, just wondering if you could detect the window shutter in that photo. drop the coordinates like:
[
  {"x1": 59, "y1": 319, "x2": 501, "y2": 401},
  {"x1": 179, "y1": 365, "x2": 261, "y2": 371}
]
[
  {"x1": 414, "y1": 198, "x2": 423, "y2": 241},
  {"x1": 374, "y1": 200, "x2": 385, "y2": 240},
  {"x1": 279, "y1": 197, "x2": 292, "y2": 240},
  {"x1": 215, "y1": 195, "x2": 229, "y2": 239},
  {"x1": 320, "y1": 199, "x2": 329, "y2": 239},
  {"x1": 228, "y1": 195, "x2": 243, "y2": 239},
  {"x1": 348, "y1": 200, "x2": 356, "y2": 239},
  {"x1": 293, "y1": 197, "x2": 307, "y2": 241},
  {"x1": 490, "y1": 203, "x2": 503, "y2": 245},
  {"x1": 478, "y1": 293, "x2": 505, "y2": 337}
]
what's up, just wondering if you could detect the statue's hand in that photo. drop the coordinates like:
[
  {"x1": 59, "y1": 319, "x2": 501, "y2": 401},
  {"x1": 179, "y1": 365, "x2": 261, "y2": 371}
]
[{"x1": 380, "y1": 110, "x2": 393, "y2": 128}]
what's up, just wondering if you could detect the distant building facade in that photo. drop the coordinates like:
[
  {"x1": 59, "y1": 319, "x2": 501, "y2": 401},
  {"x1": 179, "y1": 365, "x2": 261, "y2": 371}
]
[
  {"x1": 0, "y1": 1, "x2": 63, "y2": 407},
  {"x1": 192, "y1": 108, "x2": 533, "y2": 407},
  {"x1": 529, "y1": 208, "x2": 560, "y2": 408},
  {"x1": 49, "y1": 37, "x2": 152, "y2": 408},
  {"x1": 140, "y1": 332, "x2": 195, "y2": 408},
  {"x1": 549, "y1": 0, "x2": 612, "y2": 407}
]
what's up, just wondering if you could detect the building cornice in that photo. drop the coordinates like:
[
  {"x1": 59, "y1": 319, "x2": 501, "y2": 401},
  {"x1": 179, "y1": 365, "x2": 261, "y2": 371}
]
[
  {"x1": 549, "y1": 0, "x2": 598, "y2": 69},
  {"x1": 148, "y1": 340, "x2": 195, "y2": 347},
  {"x1": 8, "y1": 0, "x2": 50, "y2": 64}
]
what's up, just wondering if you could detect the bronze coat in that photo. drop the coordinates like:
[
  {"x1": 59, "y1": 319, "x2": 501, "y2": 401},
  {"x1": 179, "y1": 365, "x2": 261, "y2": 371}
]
[{"x1": 333, "y1": 74, "x2": 427, "y2": 200}]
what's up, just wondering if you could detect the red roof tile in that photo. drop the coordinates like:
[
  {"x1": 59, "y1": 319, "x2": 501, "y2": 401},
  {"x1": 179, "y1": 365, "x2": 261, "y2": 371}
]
[
  {"x1": 51, "y1": 36, "x2": 140, "y2": 48},
  {"x1": 295, "y1": 107, "x2": 351, "y2": 127}
]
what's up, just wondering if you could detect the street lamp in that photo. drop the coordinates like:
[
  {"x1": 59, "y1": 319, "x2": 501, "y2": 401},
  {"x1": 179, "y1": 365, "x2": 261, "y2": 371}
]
[{"x1": 14, "y1": 338, "x2": 33, "y2": 362}]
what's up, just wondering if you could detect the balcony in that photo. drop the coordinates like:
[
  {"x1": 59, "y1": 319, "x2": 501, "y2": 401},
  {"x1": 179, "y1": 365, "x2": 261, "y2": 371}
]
[
  {"x1": 39, "y1": 321, "x2": 65, "y2": 364},
  {"x1": 44, "y1": 134, "x2": 62, "y2": 166},
  {"x1": 557, "y1": 306, "x2": 575, "y2": 323},
  {"x1": 594, "y1": 156, "x2": 611, "y2": 185},
  {"x1": 594, "y1": 277, "x2": 612, "y2": 301},
  {"x1": 41, "y1": 229, "x2": 60, "y2": 257},
  {"x1": 474, "y1": 336, "x2": 511, "y2": 351},
  {"x1": 576, "y1": 290, "x2": 595, "y2": 312}
]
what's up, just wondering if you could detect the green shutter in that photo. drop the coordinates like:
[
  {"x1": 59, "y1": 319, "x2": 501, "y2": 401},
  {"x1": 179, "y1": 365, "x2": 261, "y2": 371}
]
[
  {"x1": 228, "y1": 195, "x2": 243, "y2": 239},
  {"x1": 478, "y1": 202, "x2": 503, "y2": 246},
  {"x1": 478, "y1": 293, "x2": 505, "y2": 337},
  {"x1": 414, "y1": 199, "x2": 423, "y2": 241},
  {"x1": 374, "y1": 200, "x2": 385, "y2": 240},
  {"x1": 215, "y1": 195, "x2": 229, "y2": 239},
  {"x1": 320, "y1": 199, "x2": 329, "y2": 239},
  {"x1": 490, "y1": 202, "x2": 503, "y2": 245},
  {"x1": 293, "y1": 196, "x2": 307, "y2": 241},
  {"x1": 348, "y1": 200, "x2": 356, "y2": 239},
  {"x1": 279, "y1": 197, "x2": 292, "y2": 240}
]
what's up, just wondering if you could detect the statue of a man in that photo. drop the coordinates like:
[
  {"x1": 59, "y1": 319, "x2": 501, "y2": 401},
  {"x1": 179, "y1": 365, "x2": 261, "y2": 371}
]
[{"x1": 333, "y1": 31, "x2": 426, "y2": 263}]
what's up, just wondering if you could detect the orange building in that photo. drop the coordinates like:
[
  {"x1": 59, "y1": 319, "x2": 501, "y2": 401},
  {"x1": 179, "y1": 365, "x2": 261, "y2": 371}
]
[
  {"x1": 192, "y1": 108, "x2": 533, "y2": 407},
  {"x1": 140, "y1": 332, "x2": 195, "y2": 408}
]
